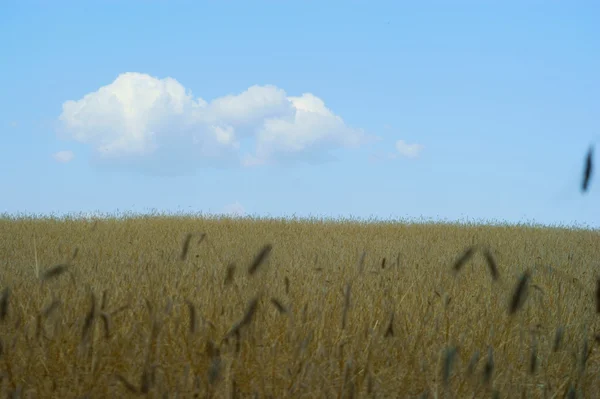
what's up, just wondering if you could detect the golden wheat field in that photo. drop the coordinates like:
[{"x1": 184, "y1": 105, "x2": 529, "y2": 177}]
[{"x1": 0, "y1": 215, "x2": 598, "y2": 398}]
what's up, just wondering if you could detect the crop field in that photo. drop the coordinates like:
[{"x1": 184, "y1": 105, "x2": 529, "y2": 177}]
[{"x1": 0, "y1": 215, "x2": 598, "y2": 398}]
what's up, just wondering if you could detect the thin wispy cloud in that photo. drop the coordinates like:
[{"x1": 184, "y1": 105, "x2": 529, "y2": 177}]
[
  {"x1": 58, "y1": 73, "x2": 367, "y2": 173},
  {"x1": 52, "y1": 150, "x2": 75, "y2": 163},
  {"x1": 369, "y1": 138, "x2": 425, "y2": 162},
  {"x1": 395, "y1": 140, "x2": 424, "y2": 159}
]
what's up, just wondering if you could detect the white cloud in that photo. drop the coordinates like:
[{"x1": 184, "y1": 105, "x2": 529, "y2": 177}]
[
  {"x1": 58, "y1": 72, "x2": 366, "y2": 172},
  {"x1": 252, "y1": 93, "x2": 364, "y2": 163},
  {"x1": 207, "y1": 85, "x2": 293, "y2": 128},
  {"x1": 395, "y1": 140, "x2": 424, "y2": 158},
  {"x1": 222, "y1": 201, "x2": 246, "y2": 217},
  {"x1": 52, "y1": 150, "x2": 75, "y2": 163}
]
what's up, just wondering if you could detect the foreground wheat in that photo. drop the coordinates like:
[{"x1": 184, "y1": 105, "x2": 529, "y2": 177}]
[{"x1": 0, "y1": 215, "x2": 598, "y2": 397}]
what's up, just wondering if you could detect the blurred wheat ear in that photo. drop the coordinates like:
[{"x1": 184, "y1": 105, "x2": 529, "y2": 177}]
[{"x1": 582, "y1": 145, "x2": 593, "y2": 193}]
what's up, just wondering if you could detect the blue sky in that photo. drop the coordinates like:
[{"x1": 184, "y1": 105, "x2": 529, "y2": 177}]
[{"x1": 1, "y1": 1, "x2": 599, "y2": 227}]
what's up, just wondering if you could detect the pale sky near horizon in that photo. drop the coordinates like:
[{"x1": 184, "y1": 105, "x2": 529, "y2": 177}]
[{"x1": 1, "y1": 1, "x2": 599, "y2": 228}]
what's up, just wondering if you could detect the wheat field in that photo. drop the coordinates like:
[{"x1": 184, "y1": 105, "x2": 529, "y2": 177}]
[{"x1": 0, "y1": 214, "x2": 598, "y2": 398}]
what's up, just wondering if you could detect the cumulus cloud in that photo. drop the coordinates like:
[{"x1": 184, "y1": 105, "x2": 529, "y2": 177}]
[
  {"x1": 58, "y1": 72, "x2": 366, "y2": 172},
  {"x1": 52, "y1": 150, "x2": 75, "y2": 163},
  {"x1": 395, "y1": 140, "x2": 424, "y2": 158},
  {"x1": 253, "y1": 93, "x2": 363, "y2": 161}
]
